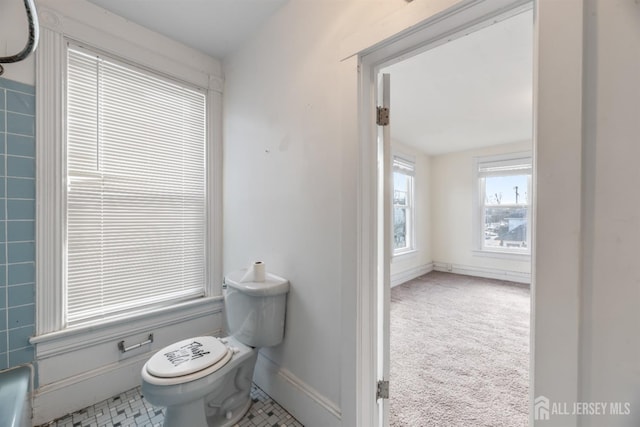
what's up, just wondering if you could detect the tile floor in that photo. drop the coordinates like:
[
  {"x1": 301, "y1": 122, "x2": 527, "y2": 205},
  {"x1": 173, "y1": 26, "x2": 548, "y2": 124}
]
[{"x1": 37, "y1": 384, "x2": 303, "y2": 427}]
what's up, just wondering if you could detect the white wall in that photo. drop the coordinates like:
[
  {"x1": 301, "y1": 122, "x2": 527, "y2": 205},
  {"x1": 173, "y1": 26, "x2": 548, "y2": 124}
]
[
  {"x1": 390, "y1": 141, "x2": 432, "y2": 286},
  {"x1": 225, "y1": 0, "x2": 640, "y2": 425},
  {"x1": 2, "y1": 0, "x2": 638, "y2": 425},
  {"x1": 430, "y1": 141, "x2": 531, "y2": 282},
  {"x1": 4, "y1": 1, "x2": 227, "y2": 424},
  {"x1": 222, "y1": 1, "x2": 408, "y2": 425},
  {"x1": 0, "y1": 0, "x2": 36, "y2": 84},
  {"x1": 579, "y1": 1, "x2": 640, "y2": 426}
]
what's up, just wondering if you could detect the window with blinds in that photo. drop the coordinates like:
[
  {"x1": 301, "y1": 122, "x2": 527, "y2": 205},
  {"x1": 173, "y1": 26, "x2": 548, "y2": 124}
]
[
  {"x1": 392, "y1": 155, "x2": 415, "y2": 255},
  {"x1": 66, "y1": 45, "x2": 207, "y2": 325}
]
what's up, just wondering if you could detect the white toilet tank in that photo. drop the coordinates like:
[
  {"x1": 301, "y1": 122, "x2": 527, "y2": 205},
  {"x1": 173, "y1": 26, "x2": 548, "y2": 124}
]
[{"x1": 224, "y1": 270, "x2": 290, "y2": 348}]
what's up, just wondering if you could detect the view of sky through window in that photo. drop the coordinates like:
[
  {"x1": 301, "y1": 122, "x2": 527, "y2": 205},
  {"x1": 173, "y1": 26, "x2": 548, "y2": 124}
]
[{"x1": 485, "y1": 175, "x2": 528, "y2": 205}]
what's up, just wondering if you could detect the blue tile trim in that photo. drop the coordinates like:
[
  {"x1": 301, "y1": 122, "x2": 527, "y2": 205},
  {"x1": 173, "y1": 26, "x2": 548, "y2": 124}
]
[
  {"x1": 9, "y1": 346, "x2": 34, "y2": 366},
  {"x1": 6, "y1": 113, "x2": 34, "y2": 137},
  {"x1": 7, "y1": 221, "x2": 34, "y2": 242},
  {"x1": 8, "y1": 263, "x2": 34, "y2": 286},
  {"x1": 0, "y1": 309, "x2": 6, "y2": 331},
  {"x1": 8, "y1": 324, "x2": 35, "y2": 351},
  {"x1": 7, "y1": 178, "x2": 35, "y2": 199},
  {"x1": 7, "y1": 199, "x2": 34, "y2": 220},
  {"x1": 8, "y1": 304, "x2": 35, "y2": 329},
  {"x1": 7, "y1": 134, "x2": 35, "y2": 158},
  {"x1": 7, "y1": 242, "x2": 34, "y2": 264},
  {"x1": 8, "y1": 284, "x2": 35, "y2": 310},
  {"x1": 6, "y1": 91, "x2": 35, "y2": 116},
  {"x1": 0, "y1": 77, "x2": 36, "y2": 371},
  {"x1": 0, "y1": 266, "x2": 6, "y2": 287},
  {"x1": 7, "y1": 157, "x2": 35, "y2": 178},
  {"x1": 0, "y1": 78, "x2": 35, "y2": 95}
]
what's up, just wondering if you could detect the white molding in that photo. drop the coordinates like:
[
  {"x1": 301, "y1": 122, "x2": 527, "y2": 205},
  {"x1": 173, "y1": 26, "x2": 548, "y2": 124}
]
[
  {"x1": 207, "y1": 88, "x2": 224, "y2": 296},
  {"x1": 356, "y1": 52, "x2": 379, "y2": 427},
  {"x1": 35, "y1": 2, "x2": 222, "y2": 89},
  {"x1": 253, "y1": 352, "x2": 341, "y2": 427},
  {"x1": 33, "y1": 8, "x2": 227, "y2": 421},
  {"x1": 355, "y1": 1, "x2": 535, "y2": 425},
  {"x1": 209, "y1": 75, "x2": 224, "y2": 93},
  {"x1": 390, "y1": 263, "x2": 434, "y2": 288},
  {"x1": 35, "y1": 3, "x2": 224, "y2": 336},
  {"x1": 532, "y1": 1, "x2": 583, "y2": 424},
  {"x1": 33, "y1": 351, "x2": 148, "y2": 425},
  {"x1": 32, "y1": 320, "x2": 225, "y2": 424},
  {"x1": 472, "y1": 150, "x2": 533, "y2": 254},
  {"x1": 472, "y1": 249, "x2": 531, "y2": 261},
  {"x1": 391, "y1": 249, "x2": 418, "y2": 262},
  {"x1": 31, "y1": 297, "x2": 223, "y2": 358},
  {"x1": 341, "y1": 0, "x2": 479, "y2": 60},
  {"x1": 36, "y1": 26, "x2": 67, "y2": 334},
  {"x1": 342, "y1": 0, "x2": 531, "y2": 62},
  {"x1": 432, "y1": 261, "x2": 531, "y2": 284}
]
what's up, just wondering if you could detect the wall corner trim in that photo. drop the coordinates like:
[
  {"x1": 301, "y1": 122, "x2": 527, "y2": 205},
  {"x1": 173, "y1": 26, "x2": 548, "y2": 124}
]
[
  {"x1": 254, "y1": 353, "x2": 341, "y2": 427},
  {"x1": 433, "y1": 261, "x2": 531, "y2": 284},
  {"x1": 390, "y1": 262, "x2": 434, "y2": 287}
]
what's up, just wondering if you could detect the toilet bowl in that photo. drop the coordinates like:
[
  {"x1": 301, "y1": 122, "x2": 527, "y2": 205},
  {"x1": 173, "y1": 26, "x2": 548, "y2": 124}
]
[{"x1": 141, "y1": 270, "x2": 289, "y2": 427}]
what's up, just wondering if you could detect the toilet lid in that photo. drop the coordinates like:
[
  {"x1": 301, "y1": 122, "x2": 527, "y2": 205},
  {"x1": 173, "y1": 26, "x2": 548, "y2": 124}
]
[{"x1": 146, "y1": 336, "x2": 230, "y2": 378}]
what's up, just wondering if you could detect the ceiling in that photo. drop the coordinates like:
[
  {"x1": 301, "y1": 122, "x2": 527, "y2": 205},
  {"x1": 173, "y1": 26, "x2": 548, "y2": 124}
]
[
  {"x1": 83, "y1": 2, "x2": 531, "y2": 157},
  {"x1": 86, "y1": 0, "x2": 287, "y2": 59},
  {"x1": 382, "y1": 10, "x2": 533, "y2": 156}
]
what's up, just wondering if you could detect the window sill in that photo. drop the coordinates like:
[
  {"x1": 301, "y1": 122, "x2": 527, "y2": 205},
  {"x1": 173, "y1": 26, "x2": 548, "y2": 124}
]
[
  {"x1": 392, "y1": 249, "x2": 417, "y2": 262},
  {"x1": 472, "y1": 249, "x2": 531, "y2": 261},
  {"x1": 30, "y1": 296, "x2": 223, "y2": 358}
]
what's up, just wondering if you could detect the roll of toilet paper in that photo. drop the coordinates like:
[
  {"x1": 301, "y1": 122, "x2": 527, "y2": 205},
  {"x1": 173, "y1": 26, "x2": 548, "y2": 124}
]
[
  {"x1": 253, "y1": 261, "x2": 266, "y2": 282},
  {"x1": 240, "y1": 261, "x2": 266, "y2": 283}
]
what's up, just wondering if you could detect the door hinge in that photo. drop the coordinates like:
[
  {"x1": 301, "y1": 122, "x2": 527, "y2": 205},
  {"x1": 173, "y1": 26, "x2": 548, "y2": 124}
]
[
  {"x1": 376, "y1": 106, "x2": 389, "y2": 126},
  {"x1": 376, "y1": 380, "x2": 389, "y2": 399}
]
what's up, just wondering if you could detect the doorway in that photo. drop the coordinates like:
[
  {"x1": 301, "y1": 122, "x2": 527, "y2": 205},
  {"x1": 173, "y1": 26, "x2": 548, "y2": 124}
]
[
  {"x1": 381, "y1": 10, "x2": 533, "y2": 425},
  {"x1": 357, "y1": 1, "x2": 535, "y2": 426}
]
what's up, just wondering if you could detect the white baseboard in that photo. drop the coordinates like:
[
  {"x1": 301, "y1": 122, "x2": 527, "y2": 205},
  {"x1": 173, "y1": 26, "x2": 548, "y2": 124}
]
[
  {"x1": 32, "y1": 325, "x2": 224, "y2": 425},
  {"x1": 33, "y1": 354, "x2": 148, "y2": 425},
  {"x1": 390, "y1": 262, "x2": 434, "y2": 287},
  {"x1": 253, "y1": 352, "x2": 341, "y2": 427},
  {"x1": 432, "y1": 261, "x2": 531, "y2": 284}
]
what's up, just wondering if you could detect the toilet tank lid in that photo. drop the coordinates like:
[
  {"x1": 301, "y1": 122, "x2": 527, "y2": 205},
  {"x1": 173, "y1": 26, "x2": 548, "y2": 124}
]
[{"x1": 225, "y1": 270, "x2": 290, "y2": 296}]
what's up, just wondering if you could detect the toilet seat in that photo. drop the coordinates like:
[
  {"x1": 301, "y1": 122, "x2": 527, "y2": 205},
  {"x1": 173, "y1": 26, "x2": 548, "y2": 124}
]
[{"x1": 143, "y1": 336, "x2": 233, "y2": 386}]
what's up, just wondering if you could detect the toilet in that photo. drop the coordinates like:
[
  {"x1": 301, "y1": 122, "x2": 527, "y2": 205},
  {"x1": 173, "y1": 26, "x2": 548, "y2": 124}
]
[{"x1": 141, "y1": 269, "x2": 290, "y2": 427}]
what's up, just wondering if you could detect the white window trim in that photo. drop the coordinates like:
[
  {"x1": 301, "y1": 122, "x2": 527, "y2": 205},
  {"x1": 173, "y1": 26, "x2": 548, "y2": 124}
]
[
  {"x1": 34, "y1": 6, "x2": 223, "y2": 342},
  {"x1": 392, "y1": 152, "x2": 416, "y2": 257},
  {"x1": 472, "y1": 151, "x2": 532, "y2": 259},
  {"x1": 391, "y1": 249, "x2": 418, "y2": 263}
]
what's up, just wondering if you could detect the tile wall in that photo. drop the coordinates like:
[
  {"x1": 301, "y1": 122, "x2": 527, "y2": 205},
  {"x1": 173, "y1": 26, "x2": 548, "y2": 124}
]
[{"x1": 0, "y1": 77, "x2": 36, "y2": 370}]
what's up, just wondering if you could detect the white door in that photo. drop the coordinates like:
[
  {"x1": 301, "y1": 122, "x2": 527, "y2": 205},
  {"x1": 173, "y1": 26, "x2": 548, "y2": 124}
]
[{"x1": 377, "y1": 72, "x2": 391, "y2": 426}]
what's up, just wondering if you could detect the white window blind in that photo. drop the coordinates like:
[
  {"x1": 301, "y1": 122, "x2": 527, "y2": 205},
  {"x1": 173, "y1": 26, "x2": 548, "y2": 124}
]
[
  {"x1": 392, "y1": 155, "x2": 415, "y2": 254},
  {"x1": 66, "y1": 45, "x2": 207, "y2": 325},
  {"x1": 393, "y1": 156, "x2": 415, "y2": 177},
  {"x1": 477, "y1": 156, "x2": 531, "y2": 177}
]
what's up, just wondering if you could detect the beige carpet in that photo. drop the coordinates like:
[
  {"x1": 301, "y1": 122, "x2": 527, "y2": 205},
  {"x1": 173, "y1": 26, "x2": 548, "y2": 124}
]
[{"x1": 390, "y1": 271, "x2": 529, "y2": 427}]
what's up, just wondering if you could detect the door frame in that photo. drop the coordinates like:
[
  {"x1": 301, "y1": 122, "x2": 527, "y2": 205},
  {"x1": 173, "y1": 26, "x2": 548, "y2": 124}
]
[{"x1": 353, "y1": 0, "x2": 584, "y2": 426}]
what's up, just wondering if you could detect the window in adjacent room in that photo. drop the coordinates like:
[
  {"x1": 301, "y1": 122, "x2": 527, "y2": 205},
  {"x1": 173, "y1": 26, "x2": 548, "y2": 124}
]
[
  {"x1": 476, "y1": 153, "x2": 532, "y2": 254},
  {"x1": 392, "y1": 155, "x2": 415, "y2": 256},
  {"x1": 65, "y1": 44, "x2": 207, "y2": 325}
]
